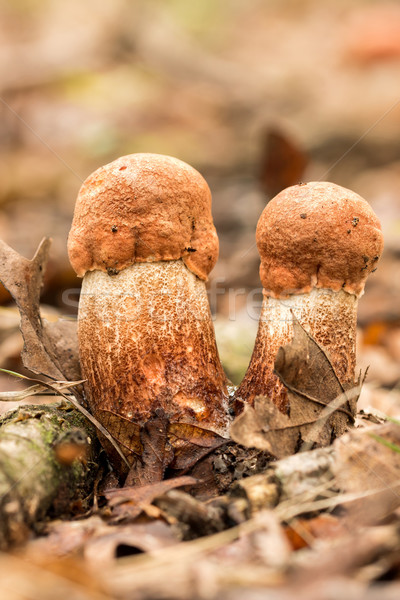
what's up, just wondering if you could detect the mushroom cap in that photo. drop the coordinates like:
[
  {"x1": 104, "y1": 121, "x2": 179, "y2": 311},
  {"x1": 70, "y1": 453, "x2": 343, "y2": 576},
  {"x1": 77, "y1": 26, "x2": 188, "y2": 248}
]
[
  {"x1": 68, "y1": 153, "x2": 218, "y2": 280},
  {"x1": 257, "y1": 182, "x2": 384, "y2": 297}
]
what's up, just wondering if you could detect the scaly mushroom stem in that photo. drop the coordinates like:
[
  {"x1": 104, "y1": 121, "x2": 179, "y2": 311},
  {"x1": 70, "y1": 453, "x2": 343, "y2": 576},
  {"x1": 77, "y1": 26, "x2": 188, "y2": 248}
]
[
  {"x1": 78, "y1": 259, "x2": 229, "y2": 437},
  {"x1": 236, "y1": 288, "x2": 358, "y2": 411}
]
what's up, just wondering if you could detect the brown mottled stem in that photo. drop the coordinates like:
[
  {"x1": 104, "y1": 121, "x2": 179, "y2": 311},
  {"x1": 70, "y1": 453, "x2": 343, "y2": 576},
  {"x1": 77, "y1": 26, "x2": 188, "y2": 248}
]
[
  {"x1": 236, "y1": 181, "x2": 384, "y2": 412},
  {"x1": 78, "y1": 260, "x2": 229, "y2": 435}
]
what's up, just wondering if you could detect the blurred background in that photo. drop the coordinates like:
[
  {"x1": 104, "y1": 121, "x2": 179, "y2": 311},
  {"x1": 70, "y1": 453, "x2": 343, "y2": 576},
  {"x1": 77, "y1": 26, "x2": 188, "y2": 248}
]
[{"x1": 0, "y1": 0, "x2": 399, "y2": 413}]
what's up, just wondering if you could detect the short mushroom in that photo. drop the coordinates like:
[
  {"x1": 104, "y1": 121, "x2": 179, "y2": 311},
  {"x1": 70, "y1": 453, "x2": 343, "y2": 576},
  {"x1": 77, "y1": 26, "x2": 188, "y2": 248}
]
[
  {"x1": 68, "y1": 154, "x2": 230, "y2": 467},
  {"x1": 235, "y1": 181, "x2": 384, "y2": 412}
]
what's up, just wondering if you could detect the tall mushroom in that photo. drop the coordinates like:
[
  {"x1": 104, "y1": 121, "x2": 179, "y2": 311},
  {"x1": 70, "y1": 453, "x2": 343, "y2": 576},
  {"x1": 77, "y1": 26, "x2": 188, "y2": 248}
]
[
  {"x1": 68, "y1": 154, "x2": 230, "y2": 470},
  {"x1": 235, "y1": 181, "x2": 384, "y2": 413}
]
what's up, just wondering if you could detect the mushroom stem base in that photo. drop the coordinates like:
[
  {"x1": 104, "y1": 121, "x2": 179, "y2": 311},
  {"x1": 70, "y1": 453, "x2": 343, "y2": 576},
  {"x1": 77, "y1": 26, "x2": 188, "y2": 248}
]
[{"x1": 78, "y1": 260, "x2": 230, "y2": 444}]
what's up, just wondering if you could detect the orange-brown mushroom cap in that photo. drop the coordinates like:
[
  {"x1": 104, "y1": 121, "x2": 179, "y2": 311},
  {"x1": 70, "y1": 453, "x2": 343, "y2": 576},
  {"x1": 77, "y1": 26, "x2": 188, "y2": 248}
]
[
  {"x1": 68, "y1": 154, "x2": 218, "y2": 280},
  {"x1": 257, "y1": 182, "x2": 384, "y2": 298}
]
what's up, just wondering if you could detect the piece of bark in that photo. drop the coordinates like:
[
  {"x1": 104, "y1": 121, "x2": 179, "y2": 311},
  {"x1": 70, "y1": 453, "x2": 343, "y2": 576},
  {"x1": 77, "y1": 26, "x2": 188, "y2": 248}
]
[
  {"x1": 154, "y1": 489, "x2": 227, "y2": 540},
  {"x1": 229, "y1": 422, "x2": 400, "y2": 521},
  {"x1": 0, "y1": 402, "x2": 99, "y2": 549},
  {"x1": 229, "y1": 445, "x2": 337, "y2": 519}
]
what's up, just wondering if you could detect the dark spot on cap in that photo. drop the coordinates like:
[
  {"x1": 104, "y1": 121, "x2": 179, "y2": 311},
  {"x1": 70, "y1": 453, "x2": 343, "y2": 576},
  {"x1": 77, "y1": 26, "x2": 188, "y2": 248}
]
[
  {"x1": 352, "y1": 217, "x2": 359, "y2": 227},
  {"x1": 107, "y1": 267, "x2": 119, "y2": 276},
  {"x1": 347, "y1": 229, "x2": 351, "y2": 234},
  {"x1": 185, "y1": 247, "x2": 197, "y2": 253},
  {"x1": 362, "y1": 256, "x2": 369, "y2": 263},
  {"x1": 300, "y1": 213, "x2": 307, "y2": 219},
  {"x1": 111, "y1": 225, "x2": 118, "y2": 233}
]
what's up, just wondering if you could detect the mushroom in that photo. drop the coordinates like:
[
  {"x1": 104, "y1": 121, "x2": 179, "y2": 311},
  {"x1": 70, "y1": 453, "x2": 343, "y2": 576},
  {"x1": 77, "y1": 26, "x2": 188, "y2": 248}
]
[
  {"x1": 68, "y1": 153, "x2": 230, "y2": 467},
  {"x1": 235, "y1": 181, "x2": 384, "y2": 412}
]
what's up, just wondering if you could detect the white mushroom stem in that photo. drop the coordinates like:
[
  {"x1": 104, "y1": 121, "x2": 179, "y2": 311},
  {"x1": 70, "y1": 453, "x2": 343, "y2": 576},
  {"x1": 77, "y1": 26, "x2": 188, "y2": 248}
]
[
  {"x1": 235, "y1": 288, "x2": 358, "y2": 412},
  {"x1": 78, "y1": 260, "x2": 230, "y2": 438}
]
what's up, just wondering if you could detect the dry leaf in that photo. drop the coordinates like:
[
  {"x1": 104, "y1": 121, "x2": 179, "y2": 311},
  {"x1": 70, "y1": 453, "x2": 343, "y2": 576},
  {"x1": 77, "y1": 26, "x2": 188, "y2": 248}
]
[
  {"x1": 168, "y1": 421, "x2": 227, "y2": 471},
  {"x1": 0, "y1": 238, "x2": 80, "y2": 381},
  {"x1": 230, "y1": 396, "x2": 297, "y2": 458},
  {"x1": 43, "y1": 318, "x2": 81, "y2": 381},
  {"x1": 97, "y1": 407, "x2": 227, "y2": 482},
  {"x1": 284, "y1": 514, "x2": 346, "y2": 551},
  {"x1": 125, "y1": 409, "x2": 172, "y2": 486},
  {"x1": 334, "y1": 423, "x2": 400, "y2": 525},
  {"x1": 84, "y1": 520, "x2": 177, "y2": 569},
  {"x1": 105, "y1": 476, "x2": 197, "y2": 522},
  {"x1": 231, "y1": 322, "x2": 360, "y2": 458},
  {"x1": 259, "y1": 126, "x2": 308, "y2": 198},
  {"x1": 275, "y1": 320, "x2": 358, "y2": 447}
]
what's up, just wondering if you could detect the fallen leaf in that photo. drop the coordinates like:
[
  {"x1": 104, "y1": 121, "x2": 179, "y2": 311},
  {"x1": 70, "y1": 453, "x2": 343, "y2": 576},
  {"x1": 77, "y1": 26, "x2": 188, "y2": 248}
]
[
  {"x1": 231, "y1": 321, "x2": 360, "y2": 458},
  {"x1": 334, "y1": 423, "x2": 400, "y2": 525},
  {"x1": 168, "y1": 422, "x2": 227, "y2": 471},
  {"x1": 43, "y1": 318, "x2": 81, "y2": 381},
  {"x1": 84, "y1": 521, "x2": 177, "y2": 569},
  {"x1": 105, "y1": 475, "x2": 197, "y2": 522},
  {"x1": 26, "y1": 515, "x2": 106, "y2": 557},
  {"x1": 284, "y1": 514, "x2": 346, "y2": 551},
  {"x1": 230, "y1": 396, "x2": 297, "y2": 458},
  {"x1": 125, "y1": 409, "x2": 172, "y2": 486},
  {"x1": 97, "y1": 408, "x2": 227, "y2": 483},
  {"x1": 96, "y1": 409, "x2": 142, "y2": 471},
  {"x1": 259, "y1": 126, "x2": 308, "y2": 198},
  {"x1": 274, "y1": 320, "x2": 358, "y2": 447},
  {"x1": 0, "y1": 238, "x2": 80, "y2": 381}
]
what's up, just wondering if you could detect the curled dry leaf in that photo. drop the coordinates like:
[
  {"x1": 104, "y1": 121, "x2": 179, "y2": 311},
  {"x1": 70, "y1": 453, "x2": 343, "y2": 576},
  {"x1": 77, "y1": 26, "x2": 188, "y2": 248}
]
[
  {"x1": 231, "y1": 321, "x2": 361, "y2": 458},
  {"x1": 105, "y1": 475, "x2": 197, "y2": 522},
  {"x1": 0, "y1": 238, "x2": 80, "y2": 381}
]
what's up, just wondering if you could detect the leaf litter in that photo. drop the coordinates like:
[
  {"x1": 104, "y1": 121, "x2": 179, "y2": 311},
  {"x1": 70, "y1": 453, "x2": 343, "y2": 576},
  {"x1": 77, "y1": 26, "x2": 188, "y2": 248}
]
[{"x1": 1, "y1": 240, "x2": 400, "y2": 598}]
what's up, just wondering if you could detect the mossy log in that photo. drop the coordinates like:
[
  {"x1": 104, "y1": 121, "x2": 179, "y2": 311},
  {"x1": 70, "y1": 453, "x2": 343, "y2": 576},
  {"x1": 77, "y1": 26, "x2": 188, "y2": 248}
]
[{"x1": 0, "y1": 402, "x2": 100, "y2": 549}]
